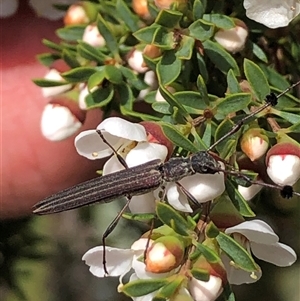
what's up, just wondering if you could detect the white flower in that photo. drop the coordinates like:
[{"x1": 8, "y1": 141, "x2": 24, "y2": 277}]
[
  {"x1": 29, "y1": 0, "x2": 77, "y2": 20},
  {"x1": 243, "y1": 0, "x2": 300, "y2": 28},
  {"x1": 42, "y1": 69, "x2": 72, "y2": 98},
  {"x1": 83, "y1": 238, "x2": 151, "y2": 278},
  {"x1": 224, "y1": 219, "x2": 297, "y2": 284},
  {"x1": 74, "y1": 117, "x2": 168, "y2": 213},
  {"x1": 166, "y1": 163, "x2": 225, "y2": 212}
]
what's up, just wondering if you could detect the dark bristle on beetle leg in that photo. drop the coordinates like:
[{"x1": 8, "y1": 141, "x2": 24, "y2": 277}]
[{"x1": 280, "y1": 185, "x2": 294, "y2": 199}]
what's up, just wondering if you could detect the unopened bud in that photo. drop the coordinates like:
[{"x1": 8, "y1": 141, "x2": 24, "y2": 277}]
[
  {"x1": 214, "y1": 19, "x2": 248, "y2": 53},
  {"x1": 64, "y1": 3, "x2": 89, "y2": 25},
  {"x1": 154, "y1": 0, "x2": 175, "y2": 9},
  {"x1": 132, "y1": 0, "x2": 151, "y2": 19},
  {"x1": 240, "y1": 129, "x2": 269, "y2": 161},
  {"x1": 41, "y1": 99, "x2": 86, "y2": 141},
  {"x1": 145, "y1": 236, "x2": 184, "y2": 273},
  {"x1": 128, "y1": 49, "x2": 149, "y2": 73},
  {"x1": 42, "y1": 69, "x2": 72, "y2": 98},
  {"x1": 82, "y1": 24, "x2": 106, "y2": 47},
  {"x1": 266, "y1": 142, "x2": 300, "y2": 186},
  {"x1": 143, "y1": 44, "x2": 162, "y2": 59}
]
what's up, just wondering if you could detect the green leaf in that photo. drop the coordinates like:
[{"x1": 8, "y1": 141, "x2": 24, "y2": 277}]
[
  {"x1": 216, "y1": 93, "x2": 252, "y2": 115},
  {"x1": 42, "y1": 39, "x2": 62, "y2": 51},
  {"x1": 225, "y1": 179, "x2": 255, "y2": 217},
  {"x1": 155, "y1": 9, "x2": 183, "y2": 28},
  {"x1": 176, "y1": 35, "x2": 195, "y2": 60},
  {"x1": 121, "y1": 278, "x2": 169, "y2": 297},
  {"x1": 196, "y1": 52, "x2": 209, "y2": 83},
  {"x1": 203, "y1": 40, "x2": 240, "y2": 76},
  {"x1": 156, "y1": 203, "x2": 191, "y2": 236},
  {"x1": 287, "y1": 121, "x2": 300, "y2": 133},
  {"x1": 161, "y1": 123, "x2": 198, "y2": 152},
  {"x1": 193, "y1": 242, "x2": 220, "y2": 263},
  {"x1": 154, "y1": 276, "x2": 184, "y2": 300},
  {"x1": 190, "y1": 268, "x2": 210, "y2": 281},
  {"x1": 271, "y1": 108, "x2": 300, "y2": 124},
  {"x1": 158, "y1": 86, "x2": 190, "y2": 119},
  {"x1": 116, "y1": 0, "x2": 139, "y2": 32},
  {"x1": 188, "y1": 19, "x2": 214, "y2": 41},
  {"x1": 62, "y1": 49, "x2": 80, "y2": 68},
  {"x1": 157, "y1": 50, "x2": 181, "y2": 85},
  {"x1": 203, "y1": 14, "x2": 235, "y2": 29},
  {"x1": 122, "y1": 212, "x2": 156, "y2": 221},
  {"x1": 85, "y1": 84, "x2": 114, "y2": 108},
  {"x1": 87, "y1": 69, "x2": 105, "y2": 89},
  {"x1": 152, "y1": 102, "x2": 172, "y2": 114},
  {"x1": 193, "y1": 0, "x2": 206, "y2": 20},
  {"x1": 244, "y1": 59, "x2": 269, "y2": 101},
  {"x1": 97, "y1": 15, "x2": 119, "y2": 56},
  {"x1": 216, "y1": 232, "x2": 258, "y2": 272},
  {"x1": 249, "y1": 41, "x2": 268, "y2": 63},
  {"x1": 134, "y1": 24, "x2": 162, "y2": 44},
  {"x1": 118, "y1": 83, "x2": 134, "y2": 111},
  {"x1": 61, "y1": 67, "x2": 97, "y2": 82},
  {"x1": 197, "y1": 75, "x2": 210, "y2": 106},
  {"x1": 175, "y1": 90, "x2": 207, "y2": 109},
  {"x1": 226, "y1": 70, "x2": 241, "y2": 94},
  {"x1": 77, "y1": 41, "x2": 108, "y2": 63},
  {"x1": 37, "y1": 53, "x2": 61, "y2": 67},
  {"x1": 119, "y1": 66, "x2": 148, "y2": 90},
  {"x1": 32, "y1": 78, "x2": 70, "y2": 87},
  {"x1": 214, "y1": 118, "x2": 238, "y2": 159},
  {"x1": 56, "y1": 25, "x2": 86, "y2": 41},
  {"x1": 104, "y1": 65, "x2": 123, "y2": 84}
]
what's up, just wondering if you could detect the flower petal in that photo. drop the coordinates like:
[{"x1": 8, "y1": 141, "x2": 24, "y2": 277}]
[
  {"x1": 250, "y1": 241, "x2": 297, "y2": 266},
  {"x1": 243, "y1": 0, "x2": 300, "y2": 28},
  {"x1": 178, "y1": 172, "x2": 225, "y2": 203},
  {"x1": 82, "y1": 246, "x2": 134, "y2": 277},
  {"x1": 222, "y1": 255, "x2": 262, "y2": 285},
  {"x1": 128, "y1": 192, "x2": 157, "y2": 213},
  {"x1": 225, "y1": 220, "x2": 279, "y2": 244},
  {"x1": 97, "y1": 117, "x2": 147, "y2": 142},
  {"x1": 166, "y1": 183, "x2": 193, "y2": 213},
  {"x1": 126, "y1": 142, "x2": 167, "y2": 168},
  {"x1": 189, "y1": 275, "x2": 223, "y2": 301},
  {"x1": 74, "y1": 129, "x2": 125, "y2": 160}
]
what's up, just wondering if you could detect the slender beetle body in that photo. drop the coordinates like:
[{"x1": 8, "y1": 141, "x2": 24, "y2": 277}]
[{"x1": 33, "y1": 151, "x2": 219, "y2": 215}]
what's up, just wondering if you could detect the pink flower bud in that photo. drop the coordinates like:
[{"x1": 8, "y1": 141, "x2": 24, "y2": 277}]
[
  {"x1": 42, "y1": 69, "x2": 72, "y2": 98},
  {"x1": 214, "y1": 19, "x2": 248, "y2": 53},
  {"x1": 64, "y1": 3, "x2": 89, "y2": 25},
  {"x1": 145, "y1": 236, "x2": 184, "y2": 273},
  {"x1": 127, "y1": 49, "x2": 148, "y2": 73},
  {"x1": 266, "y1": 143, "x2": 300, "y2": 186},
  {"x1": 240, "y1": 129, "x2": 269, "y2": 161},
  {"x1": 41, "y1": 99, "x2": 86, "y2": 141},
  {"x1": 82, "y1": 24, "x2": 106, "y2": 47}
]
